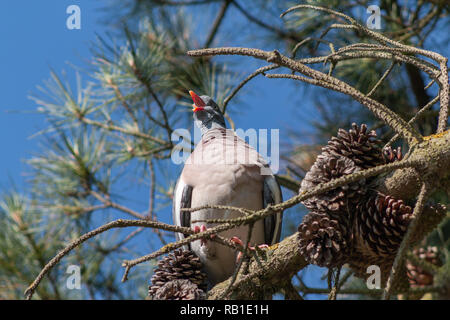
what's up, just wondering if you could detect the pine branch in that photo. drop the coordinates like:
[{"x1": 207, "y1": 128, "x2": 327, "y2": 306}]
[
  {"x1": 187, "y1": 47, "x2": 423, "y2": 146},
  {"x1": 24, "y1": 219, "x2": 195, "y2": 300}
]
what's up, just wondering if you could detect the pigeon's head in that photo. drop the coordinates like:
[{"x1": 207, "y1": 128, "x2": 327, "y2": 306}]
[{"x1": 189, "y1": 90, "x2": 226, "y2": 134}]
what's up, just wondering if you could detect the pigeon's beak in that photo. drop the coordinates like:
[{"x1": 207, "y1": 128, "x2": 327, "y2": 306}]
[{"x1": 189, "y1": 90, "x2": 205, "y2": 112}]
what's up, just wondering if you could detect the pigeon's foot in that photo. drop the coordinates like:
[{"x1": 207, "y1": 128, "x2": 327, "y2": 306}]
[
  {"x1": 230, "y1": 236, "x2": 270, "y2": 263},
  {"x1": 193, "y1": 225, "x2": 216, "y2": 246}
]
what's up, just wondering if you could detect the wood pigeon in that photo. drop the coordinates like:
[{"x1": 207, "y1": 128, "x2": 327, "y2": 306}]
[{"x1": 172, "y1": 90, "x2": 283, "y2": 286}]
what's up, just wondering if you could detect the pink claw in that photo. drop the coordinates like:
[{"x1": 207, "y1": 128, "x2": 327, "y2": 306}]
[
  {"x1": 193, "y1": 225, "x2": 215, "y2": 246},
  {"x1": 230, "y1": 236, "x2": 244, "y2": 247}
]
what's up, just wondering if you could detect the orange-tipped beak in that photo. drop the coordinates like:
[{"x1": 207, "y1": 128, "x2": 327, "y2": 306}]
[{"x1": 189, "y1": 90, "x2": 206, "y2": 112}]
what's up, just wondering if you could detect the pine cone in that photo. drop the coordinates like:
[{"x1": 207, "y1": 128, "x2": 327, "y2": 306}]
[
  {"x1": 322, "y1": 123, "x2": 383, "y2": 169},
  {"x1": 148, "y1": 249, "x2": 207, "y2": 298},
  {"x1": 406, "y1": 246, "x2": 441, "y2": 288},
  {"x1": 298, "y1": 210, "x2": 351, "y2": 267},
  {"x1": 350, "y1": 193, "x2": 414, "y2": 278},
  {"x1": 152, "y1": 279, "x2": 206, "y2": 300},
  {"x1": 300, "y1": 154, "x2": 367, "y2": 214}
]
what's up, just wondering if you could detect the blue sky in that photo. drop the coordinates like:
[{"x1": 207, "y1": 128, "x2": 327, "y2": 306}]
[
  {"x1": 0, "y1": 1, "x2": 318, "y2": 189},
  {"x1": 0, "y1": 1, "x2": 107, "y2": 188}
]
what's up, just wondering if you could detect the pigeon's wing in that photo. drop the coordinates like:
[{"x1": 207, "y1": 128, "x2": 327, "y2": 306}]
[
  {"x1": 262, "y1": 175, "x2": 283, "y2": 245},
  {"x1": 172, "y1": 177, "x2": 193, "y2": 248}
]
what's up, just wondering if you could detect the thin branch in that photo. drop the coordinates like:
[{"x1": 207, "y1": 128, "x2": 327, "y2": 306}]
[
  {"x1": 230, "y1": 0, "x2": 301, "y2": 42},
  {"x1": 90, "y1": 190, "x2": 147, "y2": 220},
  {"x1": 187, "y1": 47, "x2": 422, "y2": 145},
  {"x1": 275, "y1": 174, "x2": 301, "y2": 192},
  {"x1": 437, "y1": 60, "x2": 449, "y2": 133},
  {"x1": 367, "y1": 61, "x2": 396, "y2": 97},
  {"x1": 147, "y1": 159, "x2": 156, "y2": 220},
  {"x1": 108, "y1": 80, "x2": 139, "y2": 127},
  {"x1": 204, "y1": 0, "x2": 232, "y2": 48},
  {"x1": 219, "y1": 221, "x2": 254, "y2": 299},
  {"x1": 283, "y1": 281, "x2": 304, "y2": 300},
  {"x1": 385, "y1": 95, "x2": 440, "y2": 148},
  {"x1": 188, "y1": 159, "x2": 421, "y2": 225},
  {"x1": 299, "y1": 48, "x2": 439, "y2": 80},
  {"x1": 129, "y1": 56, "x2": 173, "y2": 143},
  {"x1": 121, "y1": 222, "x2": 245, "y2": 280},
  {"x1": 24, "y1": 219, "x2": 194, "y2": 300},
  {"x1": 222, "y1": 64, "x2": 279, "y2": 112},
  {"x1": 80, "y1": 117, "x2": 167, "y2": 146},
  {"x1": 290, "y1": 37, "x2": 335, "y2": 59},
  {"x1": 328, "y1": 267, "x2": 341, "y2": 300},
  {"x1": 281, "y1": 5, "x2": 447, "y2": 64},
  {"x1": 281, "y1": 4, "x2": 449, "y2": 134},
  {"x1": 383, "y1": 181, "x2": 431, "y2": 300},
  {"x1": 300, "y1": 285, "x2": 440, "y2": 297}
]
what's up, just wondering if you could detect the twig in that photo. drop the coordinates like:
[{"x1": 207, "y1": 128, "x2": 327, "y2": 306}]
[
  {"x1": 146, "y1": 159, "x2": 167, "y2": 245},
  {"x1": 121, "y1": 222, "x2": 238, "y2": 279},
  {"x1": 24, "y1": 219, "x2": 194, "y2": 300},
  {"x1": 299, "y1": 48, "x2": 439, "y2": 80},
  {"x1": 204, "y1": 0, "x2": 231, "y2": 48},
  {"x1": 275, "y1": 174, "x2": 301, "y2": 192},
  {"x1": 222, "y1": 64, "x2": 279, "y2": 112},
  {"x1": 383, "y1": 182, "x2": 431, "y2": 300},
  {"x1": 385, "y1": 95, "x2": 440, "y2": 148},
  {"x1": 81, "y1": 117, "x2": 167, "y2": 146},
  {"x1": 300, "y1": 285, "x2": 440, "y2": 297},
  {"x1": 283, "y1": 281, "x2": 304, "y2": 300},
  {"x1": 328, "y1": 266, "x2": 341, "y2": 300},
  {"x1": 281, "y1": 4, "x2": 449, "y2": 134},
  {"x1": 437, "y1": 60, "x2": 449, "y2": 133},
  {"x1": 90, "y1": 190, "x2": 147, "y2": 220},
  {"x1": 108, "y1": 80, "x2": 139, "y2": 127},
  {"x1": 188, "y1": 159, "x2": 421, "y2": 225},
  {"x1": 291, "y1": 37, "x2": 335, "y2": 59},
  {"x1": 187, "y1": 47, "x2": 422, "y2": 145},
  {"x1": 147, "y1": 159, "x2": 156, "y2": 220},
  {"x1": 367, "y1": 61, "x2": 396, "y2": 97},
  {"x1": 230, "y1": 0, "x2": 301, "y2": 42},
  {"x1": 281, "y1": 5, "x2": 447, "y2": 64},
  {"x1": 219, "y1": 222, "x2": 254, "y2": 299}
]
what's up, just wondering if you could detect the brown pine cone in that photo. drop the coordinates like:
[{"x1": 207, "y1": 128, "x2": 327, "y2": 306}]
[
  {"x1": 321, "y1": 123, "x2": 383, "y2": 169},
  {"x1": 349, "y1": 193, "x2": 414, "y2": 279},
  {"x1": 152, "y1": 279, "x2": 206, "y2": 300},
  {"x1": 300, "y1": 154, "x2": 367, "y2": 214},
  {"x1": 298, "y1": 210, "x2": 352, "y2": 268},
  {"x1": 149, "y1": 249, "x2": 207, "y2": 298},
  {"x1": 406, "y1": 246, "x2": 442, "y2": 288}
]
